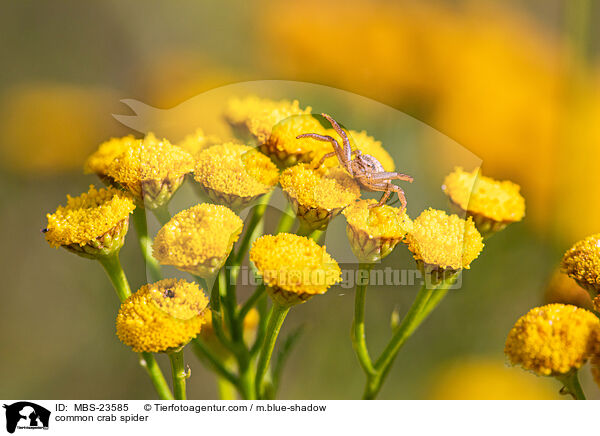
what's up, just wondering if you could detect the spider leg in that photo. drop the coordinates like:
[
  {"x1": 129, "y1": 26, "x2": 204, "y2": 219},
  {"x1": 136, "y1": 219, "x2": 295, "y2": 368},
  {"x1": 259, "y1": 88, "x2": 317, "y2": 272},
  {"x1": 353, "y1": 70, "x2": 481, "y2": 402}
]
[
  {"x1": 296, "y1": 132, "x2": 353, "y2": 174},
  {"x1": 321, "y1": 113, "x2": 352, "y2": 166},
  {"x1": 314, "y1": 151, "x2": 336, "y2": 168},
  {"x1": 368, "y1": 183, "x2": 408, "y2": 211},
  {"x1": 370, "y1": 172, "x2": 414, "y2": 183}
]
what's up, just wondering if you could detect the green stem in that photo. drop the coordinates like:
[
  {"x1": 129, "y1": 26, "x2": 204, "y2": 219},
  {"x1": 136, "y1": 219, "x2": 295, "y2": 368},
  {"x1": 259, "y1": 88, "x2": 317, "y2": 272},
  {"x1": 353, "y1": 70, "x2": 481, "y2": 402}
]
[
  {"x1": 190, "y1": 338, "x2": 238, "y2": 387},
  {"x1": 168, "y1": 349, "x2": 187, "y2": 400},
  {"x1": 217, "y1": 375, "x2": 237, "y2": 400},
  {"x1": 234, "y1": 193, "x2": 272, "y2": 265},
  {"x1": 238, "y1": 360, "x2": 256, "y2": 400},
  {"x1": 255, "y1": 302, "x2": 290, "y2": 398},
  {"x1": 98, "y1": 253, "x2": 173, "y2": 400},
  {"x1": 352, "y1": 263, "x2": 376, "y2": 376},
  {"x1": 152, "y1": 204, "x2": 172, "y2": 227},
  {"x1": 139, "y1": 352, "x2": 174, "y2": 400},
  {"x1": 557, "y1": 370, "x2": 586, "y2": 400},
  {"x1": 296, "y1": 223, "x2": 313, "y2": 237},
  {"x1": 275, "y1": 204, "x2": 296, "y2": 234},
  {"x1": 98, "y1": 253, "x2": 131, "y2": 302},
  {"x1": 250, "y1": 294, "x2": 268, "y2": 356},
  {"x1": 363, "y1": 284, "x2": 433, "y2": 400},
  {"x1": 131, "y1": 207, "x2": 162, "y2": 282},
  {"x1": 238, "y1": 284, "x2": 266, "y2": 322}
]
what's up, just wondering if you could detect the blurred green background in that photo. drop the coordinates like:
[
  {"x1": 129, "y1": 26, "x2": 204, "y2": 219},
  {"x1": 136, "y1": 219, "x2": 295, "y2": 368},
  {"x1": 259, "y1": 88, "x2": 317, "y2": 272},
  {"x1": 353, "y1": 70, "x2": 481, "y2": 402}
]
[{"x1": 1, "y1": 0, "x2": 599, "y2": 400}]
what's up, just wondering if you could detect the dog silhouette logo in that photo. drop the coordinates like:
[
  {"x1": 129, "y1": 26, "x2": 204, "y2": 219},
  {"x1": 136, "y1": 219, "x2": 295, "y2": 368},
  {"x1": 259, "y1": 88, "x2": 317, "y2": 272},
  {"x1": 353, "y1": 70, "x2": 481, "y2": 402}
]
[{"x1": 3, "y1": 402, "x2": 50, "y2": 433}]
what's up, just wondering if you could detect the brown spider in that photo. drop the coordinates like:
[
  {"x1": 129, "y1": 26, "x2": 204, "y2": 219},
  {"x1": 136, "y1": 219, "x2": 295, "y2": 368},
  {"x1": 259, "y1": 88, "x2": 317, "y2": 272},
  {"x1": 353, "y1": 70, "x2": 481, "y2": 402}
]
[{"x1": 297, "y1": 113, "x2": 414, "y2": 210}]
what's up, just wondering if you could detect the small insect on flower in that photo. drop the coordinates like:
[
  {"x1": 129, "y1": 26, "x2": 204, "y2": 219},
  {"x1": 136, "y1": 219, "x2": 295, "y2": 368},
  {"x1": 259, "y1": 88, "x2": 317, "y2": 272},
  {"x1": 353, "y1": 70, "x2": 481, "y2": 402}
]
[{"x1": 297, "y1": 114, "x2": 413, "y2": 210}]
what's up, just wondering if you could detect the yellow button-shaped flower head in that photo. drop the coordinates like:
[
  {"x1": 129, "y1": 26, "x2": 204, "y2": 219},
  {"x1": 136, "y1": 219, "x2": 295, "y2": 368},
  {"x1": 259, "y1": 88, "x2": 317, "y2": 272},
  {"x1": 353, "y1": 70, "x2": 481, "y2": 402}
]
[
  {"x1": 153, "y1": 203, "x2": 243, "y2": 278},
  {"x1": 193, "y1": 143, "x2": 279, "y2": 211},
  {"x1": 343, "y1": 199, "x2": 412, "y2": 263},
  {"x1": 224, "y1": 96, "x2": 312, "y2": 145},
  {"x1": 176, "y1": 128, "x2": 222, "y2": 159},
  {"x1": 442, "y1": 167, "x2": 525, "y2": 238},
  {"x1": 44, "y1": 185, "x2": 135, "y2": 258},
  {"x1": 263, "y1": 114, "x2": 330, "y2": 167},
  {"x1": 312, "y1": 128, "x2": 396, "y2": 173},
  {"x1": 116, "y1": 278, "x2": 209, "y2": 353},
  {"x1": 250, "y1": 233, "x2": 342, "y2": 307},
  {"x1": 84, "y1": 135, "x2": 136, "y2": 186},
  {"x1": 107, "y1": 133, "x2": 195, "y2": 210},
  {"x1": 281, "y1": 164, "x2": 360, "y2": 231},
  {"x1": 505, "y1": 304, "x2": 600, "y2": 376},
  {"x1": 562, "y1": 233, "x2": 600, "y2": 297},
  {"x1": 406, "y1": 208, "x2": 484, "y2": 284}
]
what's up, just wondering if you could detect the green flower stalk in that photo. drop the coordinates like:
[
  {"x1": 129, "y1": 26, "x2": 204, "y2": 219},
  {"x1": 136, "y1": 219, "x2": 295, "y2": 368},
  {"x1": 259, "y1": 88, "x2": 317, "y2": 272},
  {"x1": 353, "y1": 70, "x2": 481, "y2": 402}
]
[{"x1": 250, "y1": 233, "x2": 341, "y2": 397}]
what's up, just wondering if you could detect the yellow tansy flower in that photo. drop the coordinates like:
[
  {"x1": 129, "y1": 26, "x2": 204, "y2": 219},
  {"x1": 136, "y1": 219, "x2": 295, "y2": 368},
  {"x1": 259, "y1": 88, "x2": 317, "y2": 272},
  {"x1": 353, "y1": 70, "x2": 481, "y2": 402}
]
[
  {"x1": 44, "y1": 185, "x2": 135, "y2": 258},
  {"x1": 561, "y1": 234, "x2": 600, "y2": 297},
  {"x1": 280, "y1": 164, "x2": 360, "y2": 231},
  {"x1": 153, "y1": 203, "x2": 243, "y2": 278},
  {"x1": 107, "y1": 133, "x2": 195, "y2": 210},
  {"x1": 250, "y1": 233, "x2": 341, "y2": 307},
  {"x1": 193, "y1": 143, "x2": 279, "y2": 210},
  {"x1": 84, "y1": 135, "x2": 136, "y2": 185},
  {"x1": 176, "y1": 128, "x2": 222, "y2": 159},
  {"x1": 406, "y1": 208, "x2": 483, "y2": 283},
  {"x1": 262, "y1": 114, "x2": 330, "y2": 167},
  {"x1": 442, "y1": 167, "x2": 525, "y2": 237},
  {"x1": 224, "y1": 96, "x2": 312, "y2": 144},
  {"x1": 116, "y1": 279, "x2": 209, "y2": 353},
  {"x1": 504, "y1": 304, "x2": 600, "y2": 376},
  {"x1": 343, "y1": 199, "x2": 412, "y2": 263}
]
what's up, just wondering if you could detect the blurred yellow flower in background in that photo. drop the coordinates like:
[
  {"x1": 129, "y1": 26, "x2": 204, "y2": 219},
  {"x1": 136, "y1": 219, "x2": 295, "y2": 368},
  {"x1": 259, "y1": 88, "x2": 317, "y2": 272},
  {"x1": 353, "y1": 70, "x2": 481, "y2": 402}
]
[
  {"x1": 429, "y1": 358, "x2": 560, "y2": 400},
  {"x1": 257, "y1": 0, "x2": 600, "y2": 241},
  {"x1": 0, "y1": 82, "x2": 120, "y2": 175}
]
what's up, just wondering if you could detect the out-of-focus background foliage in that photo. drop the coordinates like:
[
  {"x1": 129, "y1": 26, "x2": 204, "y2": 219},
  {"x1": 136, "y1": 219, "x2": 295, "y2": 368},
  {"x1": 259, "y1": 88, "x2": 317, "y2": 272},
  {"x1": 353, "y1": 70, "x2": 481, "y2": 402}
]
[{"x1": 1, "y1": 0, "x2": 598, "y2": 399}]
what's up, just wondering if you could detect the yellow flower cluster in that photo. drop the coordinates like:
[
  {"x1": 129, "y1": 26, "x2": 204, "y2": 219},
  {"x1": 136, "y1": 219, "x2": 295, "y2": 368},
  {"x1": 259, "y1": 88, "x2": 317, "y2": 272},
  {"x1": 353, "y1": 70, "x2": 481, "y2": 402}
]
[
  {"x1": 443, "y1": 167, "x2": 525, "y2": 234},
  {"x1": 406, "y1": 208, "x2": 483, "y2": 271},
  {"x1": 194, "y1": 143, "x2": 279, "y2": 209},
  {"x1": 264, "y1": 114, "x2": 329, "y2": 166},
  {"x1": 153, "y1": 204, "x2": 243, "y2": 277},
  {"x1": 250, "y1": 233, "x2": 341, "y2": 306},
  {"x1": 176, "y1": 128, "x2": 222, "y2": 158},
  {"x1": 107, "y1": 133, "x2": 195, "y2": 207},
  {"x1": 504, "y1": 304, "x2": 600, "y2": 376},
  {"x1": 561, "y1": 234, "x2": 600, "y2": 296},
  {"x1": 116, "y1": 279, "x2": 209, "y2": 353},
  {"x1": 343, "y1": 199, "x2": 412, "y2": 262},
  {"x1": 224, "y1": 96, "x2": 312, "y2": 144},
  {"x1": 84, "y1": 135, "x2": 136, "y2": 180},
  {"x1": 45, "y1": 185, "x2": 135, "y2": 250},
  {"x1": 280, "y1": 164, "x2": 360, "y2": 230}
]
